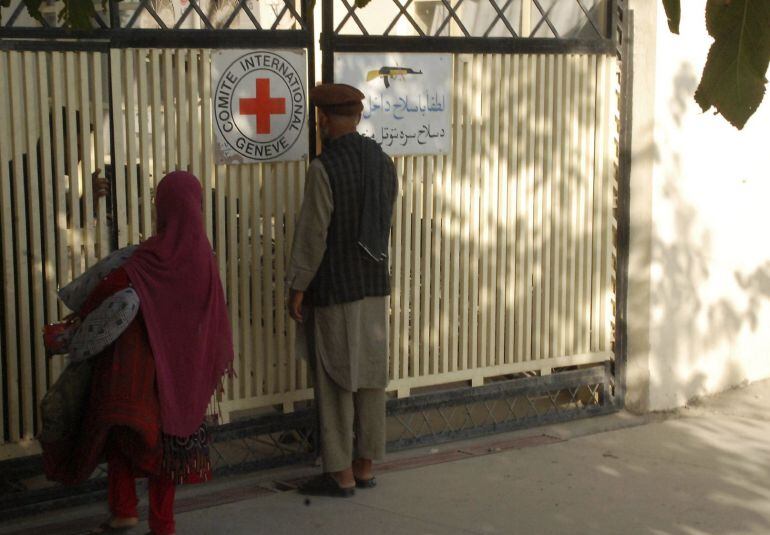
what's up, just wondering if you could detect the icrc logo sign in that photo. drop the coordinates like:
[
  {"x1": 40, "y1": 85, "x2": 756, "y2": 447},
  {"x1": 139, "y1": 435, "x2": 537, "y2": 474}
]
[{"x1": 212, "y1": 49, "x2": 308, "y2": 164}]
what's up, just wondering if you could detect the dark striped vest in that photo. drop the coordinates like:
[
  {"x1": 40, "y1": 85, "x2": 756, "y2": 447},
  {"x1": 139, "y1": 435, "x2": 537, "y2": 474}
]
[{"x1": 308, "y1": 133, "x2": 396, "y2": 307}]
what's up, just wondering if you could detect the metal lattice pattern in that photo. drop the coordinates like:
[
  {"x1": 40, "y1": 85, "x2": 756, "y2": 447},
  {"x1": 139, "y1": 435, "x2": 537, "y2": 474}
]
[
  {"x1": 210, "y1": 427, "x2": 315, "y2": 475},
  {"x1": 0, "y1": 0, "x2": 306, "y2": 30},
  {"x1": 122, "y1": 0, "x2": 306, "y2": 30},
  {"x1": 207, "y1": 411, "x2": 317, "y2": 475},
  {"x1": 387, "y1": 381, "x2": 606, "y2": 450},
  {"x1": 334, "y1": 0, "x2": 608, "y2": 39}
]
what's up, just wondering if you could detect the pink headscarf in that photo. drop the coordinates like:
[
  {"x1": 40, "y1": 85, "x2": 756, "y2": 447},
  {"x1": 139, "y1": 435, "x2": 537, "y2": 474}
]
[{"x1": 123, "y1": 172, "x2": 234, "y2": 438}]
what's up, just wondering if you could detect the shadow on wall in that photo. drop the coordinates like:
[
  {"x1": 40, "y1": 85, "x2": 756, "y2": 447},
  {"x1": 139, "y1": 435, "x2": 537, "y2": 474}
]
[{"x1": 642, "y1": 61, "x2": 770, "y2": 410}]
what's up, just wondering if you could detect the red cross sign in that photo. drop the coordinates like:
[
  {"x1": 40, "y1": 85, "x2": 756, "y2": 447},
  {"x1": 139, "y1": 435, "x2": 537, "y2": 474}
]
[{"x1": 239, "y1": 78, "x2": 286, "y2": 135}]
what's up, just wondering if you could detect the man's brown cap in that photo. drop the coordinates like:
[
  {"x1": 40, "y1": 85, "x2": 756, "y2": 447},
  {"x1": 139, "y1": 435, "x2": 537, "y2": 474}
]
[{"x1": 309, "y1": 83, "x2": 365, "y2": 116}]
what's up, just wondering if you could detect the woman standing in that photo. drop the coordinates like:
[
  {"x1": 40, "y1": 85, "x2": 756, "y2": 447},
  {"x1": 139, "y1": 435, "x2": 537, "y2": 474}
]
[{"x1": 42, "y1": 172, "x2": 234, "y2": 535}]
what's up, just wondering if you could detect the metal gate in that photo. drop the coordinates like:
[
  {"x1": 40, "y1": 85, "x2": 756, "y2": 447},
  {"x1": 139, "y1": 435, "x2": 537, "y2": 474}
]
[
  {"x1": 321, "y1": 0, "x2": 630, "y2": 450},
  {"x1": 0, "y1": 0, "x2": 316, "y2": 462},
  {"x1": 0, "y1": 0, "x2": 631, "y2": 474}
]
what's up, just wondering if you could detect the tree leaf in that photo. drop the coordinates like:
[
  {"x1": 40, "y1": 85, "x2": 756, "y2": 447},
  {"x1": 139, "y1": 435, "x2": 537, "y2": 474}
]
[
  {"x1": 662, "y1": 0, "x2": 681, "y2": 34},
  {"x1": 695, "y1": 0, "x2": 770, "y2": 129},
  {"x1": 56, "y1": 0, "x2": 98, "y2": 29},
  {"x1": 21, "y1": 0, "x2": 46, "y2": 25}
]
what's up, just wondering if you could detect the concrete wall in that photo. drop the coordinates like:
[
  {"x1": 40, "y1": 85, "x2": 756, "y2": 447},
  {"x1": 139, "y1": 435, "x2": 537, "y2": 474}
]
[{"x1": 627, "y1": 0, "x2": 770, "y2": 412}]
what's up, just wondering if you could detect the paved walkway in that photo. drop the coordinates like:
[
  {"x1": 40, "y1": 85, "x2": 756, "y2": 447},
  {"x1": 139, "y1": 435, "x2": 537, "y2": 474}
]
[{"x1": 4, "y1": 380, "x2": 770, "y2": 535}]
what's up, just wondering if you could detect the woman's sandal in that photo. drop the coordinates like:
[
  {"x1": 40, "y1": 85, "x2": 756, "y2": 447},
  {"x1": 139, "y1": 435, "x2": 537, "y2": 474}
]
[
  {"x1": 298, "y1": 473, "x2": 355, "y2": 498},
  {"x1": 354, "y1": 476, "x2": 377, "y2": 489}
]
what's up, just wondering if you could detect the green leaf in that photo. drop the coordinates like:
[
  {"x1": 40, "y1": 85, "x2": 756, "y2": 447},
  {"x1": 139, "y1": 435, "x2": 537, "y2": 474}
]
[
  {"x1": 21, "y1": 0, "x2": 46, "y2": 25},
  {"x1": 662, "y1": 0, "x2": 681, "y2": 34},
  {"x1": 695, "y1": 0, "x2": 770, "y2": 129},
  {"x1": 355, "y1": 0, "x2": 373, "y2": 7},
  {"x1": 57, "y1": 0, "x2": 98, "y2": 29}
]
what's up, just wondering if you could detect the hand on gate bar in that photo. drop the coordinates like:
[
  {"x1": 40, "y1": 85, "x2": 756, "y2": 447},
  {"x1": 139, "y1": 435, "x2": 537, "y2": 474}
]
[
  {"x1": 92, "y1": 168, "x2": 110, "y2": 211},
  {"x1": 288, "y1": 289, "x2": 305, "y2": 323}
]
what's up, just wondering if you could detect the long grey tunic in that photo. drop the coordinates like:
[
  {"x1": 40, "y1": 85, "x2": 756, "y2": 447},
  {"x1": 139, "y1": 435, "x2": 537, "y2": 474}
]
[{"x1": 287, "y1": 159, "x2": 389, "y2": 392}]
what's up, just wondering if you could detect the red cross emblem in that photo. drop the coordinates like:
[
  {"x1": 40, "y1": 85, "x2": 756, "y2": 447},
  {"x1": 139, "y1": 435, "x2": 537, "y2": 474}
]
[{"x1": 239, "y1": 78, "x2": 286, "y2": 135}]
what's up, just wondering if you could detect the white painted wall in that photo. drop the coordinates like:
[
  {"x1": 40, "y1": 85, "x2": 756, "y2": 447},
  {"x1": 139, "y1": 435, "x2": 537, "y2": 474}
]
[{"x1": 628, "y1": 0, "x2": 770, "y2": 411}]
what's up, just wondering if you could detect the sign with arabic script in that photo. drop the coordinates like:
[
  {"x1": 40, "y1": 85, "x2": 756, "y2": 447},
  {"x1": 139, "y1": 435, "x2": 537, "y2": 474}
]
[
  {"x1": 212, "y1": 49, "x2": 308, "y2": 164},
  {"x1": 334, "y1": 53, "x2": 452, "y2": 156}
]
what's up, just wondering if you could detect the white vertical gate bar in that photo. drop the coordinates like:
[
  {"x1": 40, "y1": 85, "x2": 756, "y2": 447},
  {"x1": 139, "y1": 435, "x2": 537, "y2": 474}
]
[
  {"x1": 577, "y1": 54, "x2": 591, "y2": 353},
  {"x1": 420, "y1": 156, "x2": 433, "y2": 375},
  {"x1": 389, "y1": 157, "x2": 403, "y2": 381},
  {"x1": 583, "y1": 55, "x2": 598, "y2": 354},
  {"x1": 9, "y1": 51, "x2": 34, "y2": 439},
  {"x1": 540, "y1": 55, "x2": 554, "y2": 364},
  {"x1": 524, "y1": 54, "x2": 537, "y2": 363},
  {"x1": 286, "y1": 162, "x2": 298, "y2": 392},
  {"x1": 429, "y1": 156, "x2": 442, "y2": 374},
  {"x1": 150, "y1": 49, "x2": 163, "y2": 193},
  {"x1": 435, "y1": 154, "x2": 448, "y2": 374},
  {"x1": 77, "y1": 52, "x2": 95, "y2": 266},
  {"x1": 497, "y1": 54, "x2": 511, "y2": 366},
  {"x1": 532, "y1": 54, "x2": 545, "y2": 362},
  {"x1": 559, "y1": 55, "x2": 572, "y2": 358},
  {"x1": 553, "y1": 54, "x2": 565, "y2": 358},
  {"x1": 92, "y1": 53, "x2": 109, "y2": 258},
  {"x1": 478, "y1": 53, "x2": 491, "y2": 370},
  {"x1": 440, "y1": 66, "x2": 455, "y2": 373},
  {"x1": 238, "y1": 165, "x2": 252, "y2": 399},
  {"x1": 401, "y1": 157, "x2": 414, "y2": 378},
  {"x1": 469, "y1": 54, "x2": 482, "y2": 372},
  {"x1": 592, "y1": 54, "x2": 608, "y2": 352},
  {"x1": 459, "y1": 56, "x2": 472, "y2": 371},
  {"x1": 163, "y1": 49, "x2": 176, "y2": 171},
  {"x1": 214, "y1": 165, "x2": 226, "y2": 279},
  {"x1": 123, "y1": 50, "x2": 140, "y2": 245},
  {"x1": 410, "y1": 156, "x2": 422, "y2": 377},
  {"x1": 602, "y1": 58, "x2": 620, "y2": 351},
  {"x1": 22, "y1": 52, "x2": 47, "y2": 420},
  {"x1": 567, "y1": 54, "x2": 579, "y2": 355},
  {"x1": 0, "y1": 51, "x2": 19, "y2": 442},
  {"x1": 36, "y1": 52, "x2": 58, "y2": 374},
  {"x1": 262, "y1": 164, "x2": 276, "y2": 394},
  {"x1": 449, "y1": 58, "x2": 464, "y2": 373},
  {"x1": 230, "y1": 169, "x2": 244, "y2": 399},
  {"x1": 64, "y1": 53, "x2": 83, "y2": 275},
  {"x1": 251, "y1": 164, "x2": 264, "y2": 397},
  {"x1": 296, "y1": 165, "x2": 309, "y2": 390},
  {"x1": 201, "y1": 50, "x2": 214, "y2": 241},
  {"x1": 514, "y1": 54, "x2": 528, "y2": 363},
  {"x1": 188, "y1": 49, "x2": 201, "y2": 178},
  {"x1": 110, "y1": 50, "x2": 128, "y2": 249},
  {"x1": 274, "y1": 164, "x2": 288, "y2": 394},
  {"x1": 51, "y1": 53, "x2": 69, "y2": 336},
  {"x1": 176, "y1": 51, "x2": 189, "y2": 170},
  {"x1": 489, "y1": 54, "x2": 502, "y2": 368},
  {"x1": 505, "y1": 54, "x2": 519, "y2": 365},
  {"x1": 137, "y1": 49, "x2": 153, "y2": 240},
  {"x1": 225, "y1": 166, "x2": 240, "y2": 401}
]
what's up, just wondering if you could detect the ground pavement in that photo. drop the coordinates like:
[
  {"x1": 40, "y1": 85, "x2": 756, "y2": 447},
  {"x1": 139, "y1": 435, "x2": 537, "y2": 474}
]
[{"x1": 3, "y1": 379, "x2": 770, "y2": 535}]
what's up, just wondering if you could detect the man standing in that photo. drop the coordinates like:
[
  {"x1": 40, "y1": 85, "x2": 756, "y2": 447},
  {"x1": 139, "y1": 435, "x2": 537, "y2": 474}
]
[{"x1": 287, "y1": 83, "x2": 398, "y2": 498}]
